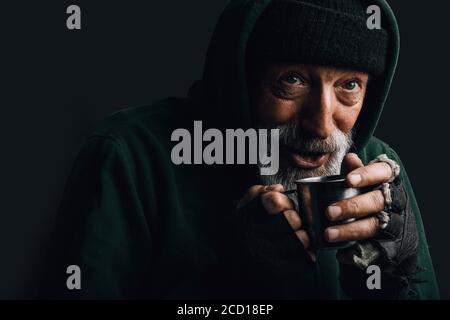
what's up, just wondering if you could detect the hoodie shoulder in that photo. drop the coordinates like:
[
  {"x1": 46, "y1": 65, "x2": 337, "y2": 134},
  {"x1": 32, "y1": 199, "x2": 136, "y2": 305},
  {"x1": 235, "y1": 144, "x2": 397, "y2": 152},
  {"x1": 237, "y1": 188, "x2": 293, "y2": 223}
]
[
  {"x1": 90, "y1": 98, "x2": 190, "y2": 146},
  {"x1": 358, "y1": 136, "x2": 400, "y2": 164}
]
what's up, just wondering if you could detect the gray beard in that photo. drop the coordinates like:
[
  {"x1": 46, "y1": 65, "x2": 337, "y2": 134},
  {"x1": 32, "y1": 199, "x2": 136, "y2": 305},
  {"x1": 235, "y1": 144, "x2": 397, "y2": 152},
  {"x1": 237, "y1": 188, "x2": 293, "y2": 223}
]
[{"x1": 259, "y1": 122, "x2": 354, "y2": 192}]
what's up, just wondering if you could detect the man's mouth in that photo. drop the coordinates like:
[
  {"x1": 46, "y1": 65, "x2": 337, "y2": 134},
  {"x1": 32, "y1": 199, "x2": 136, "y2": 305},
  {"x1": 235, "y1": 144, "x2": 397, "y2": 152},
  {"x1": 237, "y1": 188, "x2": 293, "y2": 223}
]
[{"x1": 287, "y1": 148, "x2": 331, "y2": 169}]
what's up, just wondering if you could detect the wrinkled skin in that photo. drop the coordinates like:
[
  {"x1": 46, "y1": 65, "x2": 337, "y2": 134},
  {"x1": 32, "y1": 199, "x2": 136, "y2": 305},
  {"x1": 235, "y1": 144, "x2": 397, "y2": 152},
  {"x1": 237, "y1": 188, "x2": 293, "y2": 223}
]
[
  {"x1": 246, "y1": 63, "x2": 389, "y2": 251},
  {"x1": 240, "y1": 63, "x2": 419, "y2": 298}
]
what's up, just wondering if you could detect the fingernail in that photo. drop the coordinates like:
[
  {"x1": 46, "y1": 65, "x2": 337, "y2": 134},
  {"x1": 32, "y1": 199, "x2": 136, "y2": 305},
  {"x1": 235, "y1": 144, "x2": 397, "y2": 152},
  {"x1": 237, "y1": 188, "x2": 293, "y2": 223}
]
[
  {"x1": 327, "y1": 206, "x2": 342, "y2": 219},
  {"x1": 326, "y1": 228, "x2": 340, "y2": 242},
  {"x1": 349, "y1": 174, "x2": 362, "y2": 186}
]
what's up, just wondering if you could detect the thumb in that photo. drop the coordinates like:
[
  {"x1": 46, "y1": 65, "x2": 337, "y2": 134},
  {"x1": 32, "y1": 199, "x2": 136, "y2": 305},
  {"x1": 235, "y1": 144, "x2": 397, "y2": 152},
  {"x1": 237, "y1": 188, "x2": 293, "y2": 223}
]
[{"x1": 341, "y1": 153, "x2": 364, "y2": 175}]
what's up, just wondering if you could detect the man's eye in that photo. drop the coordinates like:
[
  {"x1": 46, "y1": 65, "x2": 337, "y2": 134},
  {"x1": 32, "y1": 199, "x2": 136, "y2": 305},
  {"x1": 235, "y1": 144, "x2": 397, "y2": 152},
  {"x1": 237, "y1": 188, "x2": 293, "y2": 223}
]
[
  {"x1": 280, "y1": 74, "x2": 305, "y2": 85},
  {"x1": 343, "y1": 80, "x2": 359, "y2": 91}
]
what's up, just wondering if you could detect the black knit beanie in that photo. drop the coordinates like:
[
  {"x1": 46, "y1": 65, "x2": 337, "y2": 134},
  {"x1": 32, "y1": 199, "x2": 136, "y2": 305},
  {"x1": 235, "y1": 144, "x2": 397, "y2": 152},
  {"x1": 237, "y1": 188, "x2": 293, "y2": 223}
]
[{"x1": 247, "y1": 0, "x2": 389, "y2": 75}]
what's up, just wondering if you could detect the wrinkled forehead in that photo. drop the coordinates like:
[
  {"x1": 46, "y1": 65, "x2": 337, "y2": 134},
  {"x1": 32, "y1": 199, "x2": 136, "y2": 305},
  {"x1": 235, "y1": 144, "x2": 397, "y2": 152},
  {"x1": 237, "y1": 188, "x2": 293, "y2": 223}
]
[{"x1": 260, "y1": 61, "x2": 370, "y2": 78}]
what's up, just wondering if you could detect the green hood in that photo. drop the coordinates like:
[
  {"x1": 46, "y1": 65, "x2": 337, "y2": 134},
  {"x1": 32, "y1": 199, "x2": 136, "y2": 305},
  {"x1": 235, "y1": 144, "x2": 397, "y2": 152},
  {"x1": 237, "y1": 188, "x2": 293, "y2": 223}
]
[{"x1": 196, "y1": 0, "x2": 399, "y2": 152}]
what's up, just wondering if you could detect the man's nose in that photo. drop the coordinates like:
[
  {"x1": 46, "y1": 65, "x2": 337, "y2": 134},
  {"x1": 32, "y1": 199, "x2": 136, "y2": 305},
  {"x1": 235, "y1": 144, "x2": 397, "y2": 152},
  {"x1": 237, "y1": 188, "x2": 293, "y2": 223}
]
[{"x1": 300, "y1": 87, "x2": 335, "y2": 140}]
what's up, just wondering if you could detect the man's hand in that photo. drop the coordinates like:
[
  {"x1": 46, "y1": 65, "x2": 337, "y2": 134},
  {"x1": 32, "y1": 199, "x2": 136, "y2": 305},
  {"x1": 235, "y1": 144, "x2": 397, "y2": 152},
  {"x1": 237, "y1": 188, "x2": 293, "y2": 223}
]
[
  {"x1": 237, "y1": 184, "x2": 315, "y2": 261},
  {"x1": 237, "y1": 152, "x2": 395, "y2": 258},
  {"x1": 236, "y1": 184, "x2": 322, "y2": 298},
  {"x1": 333, "y1": 153, "x2": 419, "y2": 299},
  {"x1": 324, "y1": 153, "x2": 392, "y2": 243}
]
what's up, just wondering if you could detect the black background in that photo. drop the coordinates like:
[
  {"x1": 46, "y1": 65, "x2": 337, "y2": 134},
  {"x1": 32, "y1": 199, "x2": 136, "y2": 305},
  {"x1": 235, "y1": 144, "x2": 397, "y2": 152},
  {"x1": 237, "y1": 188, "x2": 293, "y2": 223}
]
[{"x1": 1, "y1": 1, "x2": 449, "y2": 299}]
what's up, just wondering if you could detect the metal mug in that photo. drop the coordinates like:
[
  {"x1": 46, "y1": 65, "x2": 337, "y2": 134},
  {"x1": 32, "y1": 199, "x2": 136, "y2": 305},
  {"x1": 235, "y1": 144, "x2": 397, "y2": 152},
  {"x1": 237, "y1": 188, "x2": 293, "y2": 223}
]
[{"x1": 286, "y1": 175, "x2": 373, "y2": 250}]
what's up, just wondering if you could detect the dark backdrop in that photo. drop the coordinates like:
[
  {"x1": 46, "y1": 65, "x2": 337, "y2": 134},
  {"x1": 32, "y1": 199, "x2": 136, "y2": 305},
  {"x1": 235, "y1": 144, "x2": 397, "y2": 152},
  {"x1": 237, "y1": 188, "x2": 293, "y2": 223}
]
[{"x1": 1, "y1": 1, "x2": 449, "y2": 298}]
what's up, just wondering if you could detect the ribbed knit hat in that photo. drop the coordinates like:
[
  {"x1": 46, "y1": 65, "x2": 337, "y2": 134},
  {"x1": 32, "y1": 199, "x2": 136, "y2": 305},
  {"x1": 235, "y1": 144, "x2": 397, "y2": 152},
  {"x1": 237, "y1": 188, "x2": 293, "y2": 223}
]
[{"x1": 247, "y1": 0, "x2": 389, "y2": 75}]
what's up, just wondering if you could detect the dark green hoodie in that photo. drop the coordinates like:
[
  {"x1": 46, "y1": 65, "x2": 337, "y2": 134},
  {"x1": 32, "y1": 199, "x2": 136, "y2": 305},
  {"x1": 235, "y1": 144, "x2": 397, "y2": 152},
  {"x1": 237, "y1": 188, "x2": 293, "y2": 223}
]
[{"x1": 43, "y1": 0, "x2": 439, "y2": 299}]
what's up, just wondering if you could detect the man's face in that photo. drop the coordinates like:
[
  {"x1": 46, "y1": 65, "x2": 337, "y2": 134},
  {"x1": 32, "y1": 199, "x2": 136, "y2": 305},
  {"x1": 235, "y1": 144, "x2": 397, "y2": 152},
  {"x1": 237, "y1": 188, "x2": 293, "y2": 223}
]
[{"x1": 252, "y1": 63, "x2": 369, "y2": 188}]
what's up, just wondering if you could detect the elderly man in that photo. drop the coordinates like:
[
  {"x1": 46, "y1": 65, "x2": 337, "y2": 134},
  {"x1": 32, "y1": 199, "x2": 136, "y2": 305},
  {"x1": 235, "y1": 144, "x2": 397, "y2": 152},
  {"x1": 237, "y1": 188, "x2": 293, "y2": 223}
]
[{"x1": 43, "y1": 0, "x2": 439, "y2": 299}]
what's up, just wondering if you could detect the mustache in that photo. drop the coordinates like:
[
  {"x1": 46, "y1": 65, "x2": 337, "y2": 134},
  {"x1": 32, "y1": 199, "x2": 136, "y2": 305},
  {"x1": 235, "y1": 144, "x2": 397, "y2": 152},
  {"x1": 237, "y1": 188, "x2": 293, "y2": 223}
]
[
  {"x1": 259, "y1": 121, "x2": 354, "y2": 190},
  {"x1": 277, "y1": 122, "x2": 354, "y2": 154}
]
